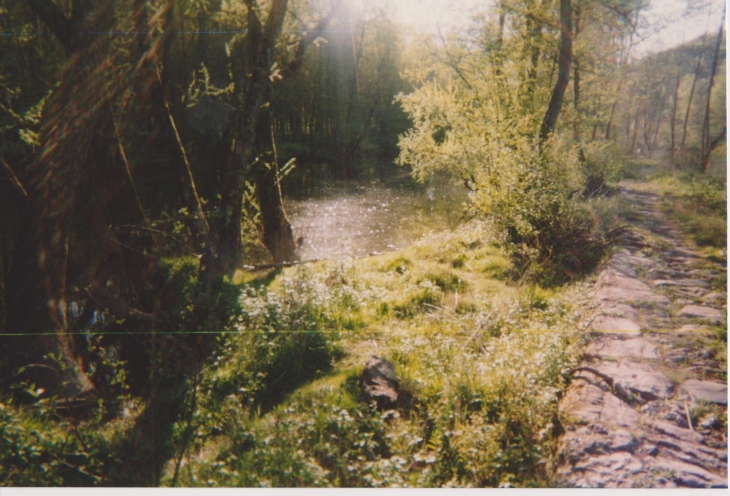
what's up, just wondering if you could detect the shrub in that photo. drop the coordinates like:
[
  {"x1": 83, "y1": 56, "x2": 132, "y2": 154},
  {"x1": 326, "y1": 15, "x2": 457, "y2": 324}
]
[
  {"x1": 0, "y1": 398, "x2": 129, "y2": 486},
  {"x1": 397, "y1": 73, "x2": 610, "y2": 284}
]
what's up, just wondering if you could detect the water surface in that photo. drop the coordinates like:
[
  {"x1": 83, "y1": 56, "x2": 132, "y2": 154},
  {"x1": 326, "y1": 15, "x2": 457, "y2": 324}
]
[{"x1": 285, "y1": 179, "x2": 468, "y2": 261}]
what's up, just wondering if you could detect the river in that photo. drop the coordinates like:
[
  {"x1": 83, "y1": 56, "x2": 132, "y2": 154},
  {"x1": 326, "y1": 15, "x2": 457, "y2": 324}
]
[{"x1": 285, "y1": 178, "x2": 468, "y2": 261}]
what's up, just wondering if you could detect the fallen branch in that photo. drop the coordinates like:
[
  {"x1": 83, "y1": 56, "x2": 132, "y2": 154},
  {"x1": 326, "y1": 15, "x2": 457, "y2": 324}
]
[
  {"x1": 241, "y1": 258, "x2": 321, "y2": 271},
  {"x1": 570, "y1": 366, "x2": 640, "y2": 405}
]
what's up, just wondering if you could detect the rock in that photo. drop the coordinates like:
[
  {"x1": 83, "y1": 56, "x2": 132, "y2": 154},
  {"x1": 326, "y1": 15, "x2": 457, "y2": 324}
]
[
  {"x1": 598, "y1": 303, "x2": 640, "y2": 320},
  {"x1": 702, "y1": 292, "x2": 726, "y2": 304},
  {"x1": 649, "y1": 420, "x2": 705, "y2": 445},
  {"x1": 689, "y1": 269, "x2": 714, "y2": 278},
  {"x1": 665, "y1": 410, "x2": 689, "y2": 429},
  {"x1": 586, "y1": 336, "x2": 658, "y2": 358},
  {"x1": 681, "y1": 379, "x2": 728, "y2": 405},
  {"x1": 677, "y1": 305, "x2": 724, "y2": 324},
  {"x1": 653, "y1": 279, "x2": 711, "y2": 289},
  {"x1": 590, "y1": 316, "x2": 642, "y2": 332},
  {"x1": 643, "y1": 444, "x2": 659, "y2": 456},
  {"x1": 595, "y1": 271, "x2": 670, "y2": 304},
  {"x1": 556, "y1": 186, "x2": 729, "y2": 489},
  {"x1": 568, "y1": 452, "x2": 644, "y2": 488},
  {"x1": 361, "y1": 355, "x2": 399, "y2": 409},
  {"x1": 608, "y1": 254, "x2": 638, "y2": 278},
  {"x1": 593, "y1": 361, "x2": 674, "y2": 401},
  {"x1": 644, "y1": 457, "x2": 728, "y2": 488},
  {"x1": 664, "y1": 348, "x2": 692, "y2": 365},
  {"x1": 654, "y1": 437, "x2": 728, "y2": 471},
  {"x1": 560, "y1": 382, "x2": 639, "y2": 428},
  {"x1": 612, "y1": 251, "x2": 659, "y2": 271},
  {"x1": 609, "y1": 430, "x2": 639, "y2": 452}
]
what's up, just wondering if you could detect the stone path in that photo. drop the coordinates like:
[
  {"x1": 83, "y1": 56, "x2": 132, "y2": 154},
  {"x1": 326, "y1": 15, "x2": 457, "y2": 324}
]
[{"x1": 554, "y1": 183, "x2": 728, "y2": 488}]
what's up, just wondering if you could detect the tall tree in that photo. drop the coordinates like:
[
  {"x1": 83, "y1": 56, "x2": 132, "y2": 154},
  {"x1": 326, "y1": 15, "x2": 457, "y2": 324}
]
[
  {"x1": 679, "y1": 32, "x2": 707, "y2": 154},
  {"x1": 700, "y1": 5, "x2": 726, "y2": 171},
  {"x1": 539, "y1": 0, "x2": 572, "y2": 143},
  {"x1": 211, "y1": 0, "x2": 341, "y2": 274}
]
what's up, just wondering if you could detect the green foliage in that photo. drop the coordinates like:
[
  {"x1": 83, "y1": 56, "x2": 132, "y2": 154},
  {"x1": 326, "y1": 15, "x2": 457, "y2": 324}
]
[
  {"x1": 0, "y1": 398, "x2": 135, "y2": 486},
  {"x1": 160, "y1": 222, "x2": 591, "y2": 488},
  {"x1": 396, "y1": 21, "x2": 620, "y2": 284},
  {"x1": 170, "y1": 323, "x2": 581, "y2": 488},
  {"x1": 649, "y1": 171, "x2": 727, "y2": 248},
  {"x1": 386, "y1": 257, "x2": 413, "y2": 275},
  {"x1": 424, "y1": 271, "x2": 468, "y2": 293},
  {"x1": 393, "y1": 284, "x2": 443, "y2": 319},
  {"x1": 172, "y1": 267, "x2": 349, "y2": 448}
]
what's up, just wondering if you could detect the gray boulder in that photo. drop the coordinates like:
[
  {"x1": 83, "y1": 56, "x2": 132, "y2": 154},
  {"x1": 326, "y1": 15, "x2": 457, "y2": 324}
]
[{"x1": 362, "y1": 355, "x2": 400, "y2": 409}]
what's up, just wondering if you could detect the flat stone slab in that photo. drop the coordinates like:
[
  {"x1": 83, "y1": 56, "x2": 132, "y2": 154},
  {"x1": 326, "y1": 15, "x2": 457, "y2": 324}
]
[
  {"x1": 560, "y1": 382, "x2": 639, "y2": 428},
  {"x1": 613, "y1": 251, "x2": 658, "y2": 270},
  {"x1": 586, "y1": 336, "x2": 658, "y2": 358},
  {"x1": 597, "y1": 303, "x2": 639, "y2": 320},
  {"x1": 595, "y1": 272, "x2": 670, "y2": 304},
  {"x1": 677, "y1": 305, "x2": 724, "y2": 324},
  {"x1": 568, "y1": 452, "x2": 644, "y2": 488},
  {"x1": 653, "y1": 279, "x2": 711, "y2": 289},
  {"x1": 591, "y1": 316, "x2": 642, "y2": 332},
  {"x1": 702, "y1": 292, "x2": 726, "y2": 304},
  {"x1": 594, "y1": 361, "x2": 674, "y2": 400},
  {"x1": 644, "y1": 457, "x2": 728, "y2": 488},
  {"x1": 681, "y1": 379, "x2": 728, "y2": 405}
]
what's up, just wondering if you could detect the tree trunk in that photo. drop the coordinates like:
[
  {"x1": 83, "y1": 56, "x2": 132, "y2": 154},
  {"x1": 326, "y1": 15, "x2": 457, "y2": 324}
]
[
  {"x1": 539, "y1": 0, "x2": 573, "y2": 144},
  {"x1": 522, "y1": 0, "x2": 544, "y2": 109},
  {"x1": 14, "y1": 0, "x2": 121, "y2": 402},
  {"x1": 212, "y1": 0, "x2": 341, "y2": 272},
  {"x1": 701, "y1": 126, "x2": 727, "y2": 171},
  {"x1": 629, "y1": 110, "x2": 639, "y2": 155},
  {"x1": 212, "y1": 0, "x2": 292, "y2": 275},
  {"x1": 255, "y1": 106, "x2": 297, "y2": 263},
  {"x1": 572, "y1": 5, "x2": 582, "y2": 145},
  {"x1": 605, "y1": 101, "x2": 617, "y2": 141},
  {"x1": 701, "y1": 6, "x2": 725, "y2": 166},
  {"x1": 669, "y1": 70, "x2": 681, "y2": 162},
  {"x1": 680, "y1": 33, "x2": 707, "y2": 153}
]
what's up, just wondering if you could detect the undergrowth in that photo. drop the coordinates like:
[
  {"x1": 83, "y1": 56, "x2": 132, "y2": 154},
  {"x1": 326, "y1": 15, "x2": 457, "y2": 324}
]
[
  {"x1": 164, "y1": 222, "x2": 591, "y2": 488},
  {"x1": 645, "y1": 169, "x2": 727, "y2": 251},
  {"x1": 0, "y1": 221, "x2": 596, "y2": 488}
]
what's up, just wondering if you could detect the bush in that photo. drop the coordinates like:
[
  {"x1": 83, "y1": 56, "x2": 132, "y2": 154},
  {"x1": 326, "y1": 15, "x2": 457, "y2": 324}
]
[
  {"x1": 210, "y1": 272, "x2": 345, "y2": 411},
  {"x1": 464, "y1": 136, "x2": 606, "y2": 284},
  {"x1": 397, "y1": 74, "x2": 611, "y2": 284},
  {"x1": 0, "y1": 399, "x2": 128, "y2": 486}
]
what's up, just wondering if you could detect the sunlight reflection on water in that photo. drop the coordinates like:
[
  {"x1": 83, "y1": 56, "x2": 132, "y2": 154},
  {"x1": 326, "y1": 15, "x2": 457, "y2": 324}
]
[{"x1": 285, "y1": 180, "x2": 466, "y2": 261}]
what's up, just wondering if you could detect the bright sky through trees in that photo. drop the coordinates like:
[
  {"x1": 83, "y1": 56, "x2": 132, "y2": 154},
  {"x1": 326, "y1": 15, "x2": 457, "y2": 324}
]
[{"x1": 363, "y1": 0, "x2": 725, "y2": 55}]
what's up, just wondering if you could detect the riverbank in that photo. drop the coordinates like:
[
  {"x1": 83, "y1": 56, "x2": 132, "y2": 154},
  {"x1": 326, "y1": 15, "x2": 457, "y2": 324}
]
[{"x1": 164, "y1": 220, "x2": 593, "y2": 487}]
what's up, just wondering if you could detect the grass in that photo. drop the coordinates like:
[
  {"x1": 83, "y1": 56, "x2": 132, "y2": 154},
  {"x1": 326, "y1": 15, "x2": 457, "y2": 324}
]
[
  {"x1": 625, "y1": 165, "x2": 727, "y2": 258},
  {"x1": 160, "y1": 221, "x2": 592, "y2": 488}
]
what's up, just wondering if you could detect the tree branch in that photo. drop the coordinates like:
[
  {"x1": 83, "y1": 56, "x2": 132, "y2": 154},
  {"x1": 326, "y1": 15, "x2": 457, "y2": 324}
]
[
  {"x1": 27, "y1": 0, "x2": 75, "y2": 53},
  {"x1": 280, "y1": 0, "x2": 344, "y2": 79},
  {"x1": 1, "y1": 157, "x2": 28, "y2": 197}
]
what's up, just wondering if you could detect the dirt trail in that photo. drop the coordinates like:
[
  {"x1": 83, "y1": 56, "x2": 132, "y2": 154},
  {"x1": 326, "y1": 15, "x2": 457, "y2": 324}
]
[{"x1": 554, "y1": 180, "x2": 728, "y2": 488}]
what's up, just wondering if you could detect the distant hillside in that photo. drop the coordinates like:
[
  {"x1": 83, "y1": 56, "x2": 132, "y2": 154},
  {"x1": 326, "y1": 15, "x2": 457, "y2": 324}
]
[{"x1": 635, "y1": 31, "x2": 726, "y2": 78}]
